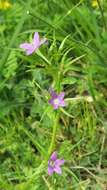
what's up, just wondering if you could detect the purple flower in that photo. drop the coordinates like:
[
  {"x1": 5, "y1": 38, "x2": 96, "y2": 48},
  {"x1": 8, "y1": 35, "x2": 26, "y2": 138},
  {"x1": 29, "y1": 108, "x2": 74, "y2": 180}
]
[
  {"x1": 48, "y1": 152, "x2": 65, "y2": 176},
  {"x1": 20, "y1": 32, "x2": 47, "y2": 55},
  {"x1": 49, "y1": 89, "x2": 66, "y2": 110}
]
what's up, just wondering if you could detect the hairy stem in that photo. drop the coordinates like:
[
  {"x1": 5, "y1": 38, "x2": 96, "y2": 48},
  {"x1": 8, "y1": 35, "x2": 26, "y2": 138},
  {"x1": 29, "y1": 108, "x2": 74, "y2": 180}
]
[{"x1": 48, "y1": 113, "x2": 59, "y2": 156}]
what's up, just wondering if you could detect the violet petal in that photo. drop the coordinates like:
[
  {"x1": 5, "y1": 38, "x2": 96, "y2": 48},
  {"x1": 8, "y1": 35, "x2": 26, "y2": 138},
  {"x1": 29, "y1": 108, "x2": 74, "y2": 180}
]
[
  {"x1": 53, "y1": 104, "x2": 59, "y2": 110},
  {"x1": 33, "y1": 32, "x2": 40, "y2": 48},
  {"x1": 48, "y1": 166, "x2": 54, "y2": 176},
  {"x1": 49, "y1": 88, "x2": 57, "y2": 98},
  {"x1": 59, "y1": 100, "x2": 66, "y2": 107},
  {"x1": 49, "y1": 98, "x2": 54, "y2": 104},
  {"x1": 26, "y1": 47, "x2": 35, "y2": 55},
  {"x1": 58, "y1": 92, "x2": 65, "y2": 100},
  {"x1": 54, "y1": 166, "x2": 62, "y2": 174},
  {"x1": 20, "y1": 43, "x2": 32, "y2": 50},
  {"x1": 55, "y1": 159, "x2": 65, "y2": 166},
  {"x1": 50, "y1": 152, "x2": 57, "y2": 161}
]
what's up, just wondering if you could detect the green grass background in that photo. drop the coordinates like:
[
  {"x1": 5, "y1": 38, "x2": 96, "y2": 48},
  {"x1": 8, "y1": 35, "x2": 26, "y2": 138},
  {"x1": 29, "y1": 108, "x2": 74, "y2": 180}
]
[{"x1": 0, "y1": 0, "x2": 107, "y2": 189}]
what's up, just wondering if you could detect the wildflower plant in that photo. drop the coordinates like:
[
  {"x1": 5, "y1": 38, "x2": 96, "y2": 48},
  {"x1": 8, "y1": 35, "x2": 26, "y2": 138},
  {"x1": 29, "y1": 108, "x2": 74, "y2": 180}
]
[
  {"x1": 1, "y1": 0, "x2": 107, "y2": 189},
  {"x1": 20, "y1": 32, "x2": 66, "y2": 177}
]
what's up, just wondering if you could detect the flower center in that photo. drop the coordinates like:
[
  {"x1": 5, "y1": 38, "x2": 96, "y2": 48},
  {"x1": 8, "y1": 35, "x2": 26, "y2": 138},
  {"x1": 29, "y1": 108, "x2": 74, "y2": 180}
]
[
  {"x1": 50, "y1": 160, "x2": 55, "y2": 167},
  {"x1": 54, "y1": 98, "x2": 60, "y2": 105}
]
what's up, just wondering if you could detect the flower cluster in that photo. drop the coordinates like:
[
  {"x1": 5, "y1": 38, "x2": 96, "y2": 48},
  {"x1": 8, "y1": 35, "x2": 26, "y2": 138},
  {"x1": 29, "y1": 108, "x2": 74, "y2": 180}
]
[
  {"x1": 20, "y1": 33, "x2": 66, "y2": 110},
  {"x1": 20, "y1": 32, "x2": 65, "y2": 176}
]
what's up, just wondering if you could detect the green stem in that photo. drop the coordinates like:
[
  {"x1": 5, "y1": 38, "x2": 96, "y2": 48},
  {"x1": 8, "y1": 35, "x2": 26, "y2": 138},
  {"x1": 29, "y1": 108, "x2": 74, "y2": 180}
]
[
  {"x1": 48, "y1": 113, "x2": 59, "y2": 156},
  {"x1": 97, "y1": 0, "x2": 106, "y2": 30}
]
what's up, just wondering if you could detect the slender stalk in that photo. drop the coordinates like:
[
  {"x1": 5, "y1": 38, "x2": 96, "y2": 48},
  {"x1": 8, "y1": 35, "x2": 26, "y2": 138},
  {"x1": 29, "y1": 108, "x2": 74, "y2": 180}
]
[
  {"x1": 97, "y1": 0, "x2": 106, "y2": 30},
  {"x1": 28, "y1": 113, "x2": 60, "y2": 181},
  {"x1": 48, "y1": 113, "x2": 59, "y2": 156}
]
